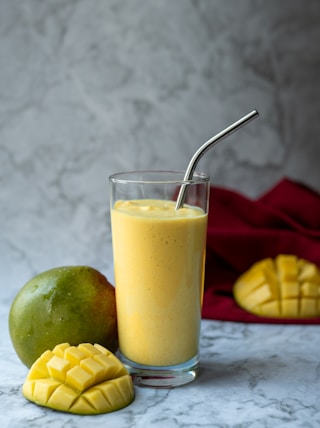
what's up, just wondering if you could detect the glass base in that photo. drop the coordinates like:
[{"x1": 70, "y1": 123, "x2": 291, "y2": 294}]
[{"x1": 119, "y1": 352, "x2": 199, "y2": 388}]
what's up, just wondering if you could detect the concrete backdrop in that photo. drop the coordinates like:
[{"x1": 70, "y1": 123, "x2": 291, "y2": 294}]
[{"x1": 1, "y1": 0, "x2": 319, "y2": 296}]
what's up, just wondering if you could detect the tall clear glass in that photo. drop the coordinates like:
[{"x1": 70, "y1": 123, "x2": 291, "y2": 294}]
[{"x1": 109, "y1": 170, "x2": 209, "y2": 387}]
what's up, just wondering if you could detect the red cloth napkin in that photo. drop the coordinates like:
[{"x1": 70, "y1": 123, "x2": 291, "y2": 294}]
[{"x1": 202, "y1": 177, "x2": 320, "y2": 324}]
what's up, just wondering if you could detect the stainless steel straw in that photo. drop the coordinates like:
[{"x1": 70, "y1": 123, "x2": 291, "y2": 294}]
[{"x1": 175, "y1": 110, "x2": 259, "y2": 210}]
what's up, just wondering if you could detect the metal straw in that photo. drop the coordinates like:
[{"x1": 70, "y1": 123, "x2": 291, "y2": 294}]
[{"x1": 175, "y1": 109, "x2": 260, "y2": 210}]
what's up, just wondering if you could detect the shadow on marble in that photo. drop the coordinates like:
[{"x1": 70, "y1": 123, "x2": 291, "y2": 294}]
[{"x1": 196, "y1": 355, "x2": 286, "y2": 388}]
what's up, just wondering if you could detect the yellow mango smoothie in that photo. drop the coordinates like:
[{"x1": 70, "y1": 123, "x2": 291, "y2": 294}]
[{"x1": 111, "y1": 199, "x2": 207, "y2": 367}]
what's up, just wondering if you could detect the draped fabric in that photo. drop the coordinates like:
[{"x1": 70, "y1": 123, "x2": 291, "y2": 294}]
[{"x1": 202, "y1": 178, "x2": 320, "y2": 324}]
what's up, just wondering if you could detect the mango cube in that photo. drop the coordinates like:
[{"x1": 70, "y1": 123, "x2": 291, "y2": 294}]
[
  {"x1": 64, "y1": 346, "x2": 88, "y2": 365},
  {"x1": 255, "y1": 300, "x2": 280, "y2": 318},
  {"x1": 80, "y1": 358, "x2": 107, "y2": 384},
  {"x1": 300, "y1": 282, "x2": 318, "y2": 297},
  {"x1": 26, "y1": 350, "x2": 53, "y2": 381},
  {"x1": 233, "y1": 255, "x2": 320, "y2": 319},
  {"x1": 281, "y1": 299, "x2": 299, "y2": 318},
  {"x1": 300, "y1": 298, "x2": 317, "y2": 318},
  {"x1": 47, "y1": 356, "x2": 71, "y2": 381},
  {"x1": 298, "y1": 260, "x2": 320, "y2": 282},
  {"x1": 23, "y1": 343, "x2": 134, "y2": 415},
  {"x1": 280, "y1": 281, "x2": 299, "y2": 299},
  {"x1": 33, "y1": 379, "x2": 60, "y2": 403},
  {"x1": 276, "y1": 254, "x2": 298, "y2": 282},
  {"x1": 52, "y1": 343, "x2": 70, "y2": 358},
  {"x1": 65, "y1": 366, "x2": 93, "y2": 392}
]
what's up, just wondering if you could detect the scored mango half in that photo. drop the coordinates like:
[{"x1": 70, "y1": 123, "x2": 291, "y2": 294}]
[
  {"x1": 233, "y1": 255, "x2": 320, "y2": 319},
  {"x1": 22, "y1": 343, "x2": 134, "y2": 415}
]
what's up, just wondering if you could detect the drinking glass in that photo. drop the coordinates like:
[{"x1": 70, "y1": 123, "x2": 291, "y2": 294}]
[{"x1": 109, "y1": 170, "x2": 209, "y2": 387}]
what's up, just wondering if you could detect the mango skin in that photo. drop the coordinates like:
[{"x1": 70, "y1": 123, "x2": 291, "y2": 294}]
[
  {"x1": 233, "y1": 255, "x2": 320, "y2": 319},
  {"x1": 22, "y1": 343, "x2": 135, "y2": 415}
]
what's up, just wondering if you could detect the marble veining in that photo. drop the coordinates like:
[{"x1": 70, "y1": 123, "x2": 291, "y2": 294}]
[{"x1": 1, "y1": 1, "x2": 320, "y2": 426}]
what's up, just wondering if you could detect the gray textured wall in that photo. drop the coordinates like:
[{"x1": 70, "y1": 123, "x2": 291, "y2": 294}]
[{"x1": 1, "y1": 0, "x2": 319, "y2": 294}]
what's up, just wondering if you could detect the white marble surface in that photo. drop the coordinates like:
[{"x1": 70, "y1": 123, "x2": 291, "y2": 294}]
[
  {"x1": 1, "y1": 311, "x2": 320, "y2": 427},
  {"x1": 1, "y1": 1, "x2": 320, "y2": 427}
]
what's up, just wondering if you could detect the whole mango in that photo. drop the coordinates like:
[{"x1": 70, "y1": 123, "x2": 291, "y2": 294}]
[{"x1": 9, "y1": 266, "x2": 118, "y2": 367}]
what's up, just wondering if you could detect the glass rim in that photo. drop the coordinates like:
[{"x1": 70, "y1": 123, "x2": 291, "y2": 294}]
[{"x1": 109, "y1": 170, "x2": 210, "y2": 185}]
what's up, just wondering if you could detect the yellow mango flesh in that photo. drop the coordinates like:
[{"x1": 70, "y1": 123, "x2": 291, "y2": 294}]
[
  {"x1": 233, "y1": 255, "x2": 320, "y2": 319},
  {"x1": 23, "y1": 343, "x2": 134, "y2": 415}
]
